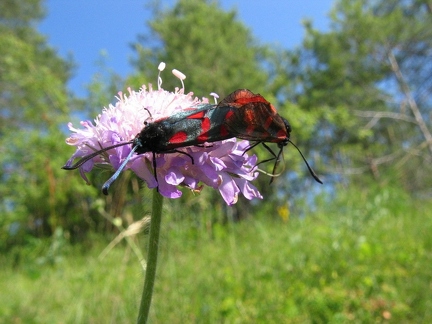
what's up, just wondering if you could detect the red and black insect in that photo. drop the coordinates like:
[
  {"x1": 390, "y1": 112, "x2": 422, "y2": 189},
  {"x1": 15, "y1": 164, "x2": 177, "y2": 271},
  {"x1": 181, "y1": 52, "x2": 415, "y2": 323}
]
[
  {"x1": 62, "y1": 89, "x2": 322, "y2": 194},
  {"x1": 219, "y1": 89, "x2": 323, "y2": 184},
  {"x1": 62, "y1": 103, "x2": 237, "y2": 194}
]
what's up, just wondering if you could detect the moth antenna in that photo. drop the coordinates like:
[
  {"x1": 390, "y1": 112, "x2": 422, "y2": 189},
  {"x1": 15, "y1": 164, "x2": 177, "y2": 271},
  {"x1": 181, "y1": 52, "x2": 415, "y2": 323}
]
[
  {"x1": 143, "y1": 107, "x2": 152, "y2": 119},
  {"x1": 288, "y1": 139, "x2": 323, "y2": 184},
  {"x1": 62, "y1": 141, "x2": 133, "y2": 170},
  {"x1": 102, "y1": 144, "x2": 140, "y2": 195},
  {"x1": 269, "y1": 147, "x2": 285, "y2": 184}
]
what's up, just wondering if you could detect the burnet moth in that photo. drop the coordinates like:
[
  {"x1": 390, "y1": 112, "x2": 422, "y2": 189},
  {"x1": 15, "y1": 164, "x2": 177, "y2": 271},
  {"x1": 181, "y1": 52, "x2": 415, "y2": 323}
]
[
  {"x1": 219, "y1": 89, "x2": 323, "y2": 184},
  {"x1": 62, "y1": 89, "x2": 322, "y2": 194},
  {"x1": 62, "y1": 104, "x2": 235, "y2": 194}
]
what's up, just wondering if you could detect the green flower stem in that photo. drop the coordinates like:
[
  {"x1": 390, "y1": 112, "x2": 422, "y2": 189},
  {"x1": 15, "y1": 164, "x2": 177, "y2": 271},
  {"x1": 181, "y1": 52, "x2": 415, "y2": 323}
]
[{"x1": 137, "y1": 190, "x2": 164, "y2": 324}]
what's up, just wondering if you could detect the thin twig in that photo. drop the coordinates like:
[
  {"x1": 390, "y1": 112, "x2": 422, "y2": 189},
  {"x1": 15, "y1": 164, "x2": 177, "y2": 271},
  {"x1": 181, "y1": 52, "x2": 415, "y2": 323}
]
[
  {"x1": 388, "y1": 50, "x2": 432, "y2": 155},
  {"x1": 99, "y1": 217, "x2": 150, "y2": 270},
  {"x1": 354, "y1": 110, "x2": 417, "y2": 128},
  {"x1": 97, "y1": 206, "x2": 147, "y2": 270}
]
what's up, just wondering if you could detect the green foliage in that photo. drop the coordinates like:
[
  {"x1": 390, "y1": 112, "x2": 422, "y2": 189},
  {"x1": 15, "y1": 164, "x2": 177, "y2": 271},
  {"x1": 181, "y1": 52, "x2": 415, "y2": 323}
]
[
  {"x1": 0, "y1": 0, "x2": 44, "y2": 24},
  {"x1": 277, "y1": 0, "x2": 432, "y2": 193},
  {"x1": 1, "y1": 0, "x2": 63, "y2": 236},
  {"x1": 0, "y1": 0, "x2": 103, "y2": 249},
  {"x1": 131, "y1": 0, "x2": 268, "y2": 98},
  {"x1": 1, "y1": 187, "x2": 431, "y2": 322}
]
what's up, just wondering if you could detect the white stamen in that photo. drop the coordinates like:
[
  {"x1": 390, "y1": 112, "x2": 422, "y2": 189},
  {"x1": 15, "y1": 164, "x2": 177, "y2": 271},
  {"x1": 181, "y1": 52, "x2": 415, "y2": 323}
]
[
  {"x1": 172, "y1": 69, "x2": 186, "y2": 80},
  {"x1": 158, "y1": 62, "x2": 166, "y2": 71},
  {"x1": 157, "y1": 62, "x2": 166, "y2": 90},
  {"x1": 172, "y1": 69, "x2": 186, "y2": 91},
  {"x1": 210, "y1": 92, "x2": 219, "y2": 104}
]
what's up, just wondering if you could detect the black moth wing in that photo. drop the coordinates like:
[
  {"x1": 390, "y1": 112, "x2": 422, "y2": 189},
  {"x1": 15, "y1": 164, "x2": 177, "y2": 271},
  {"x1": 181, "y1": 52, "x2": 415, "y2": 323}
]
[
  {"x1": 134, "y1": 104, "x2": 234, "y2": 153},
  {"x1": 223, "y1": 101, "x2": 289, "y2": 143}
]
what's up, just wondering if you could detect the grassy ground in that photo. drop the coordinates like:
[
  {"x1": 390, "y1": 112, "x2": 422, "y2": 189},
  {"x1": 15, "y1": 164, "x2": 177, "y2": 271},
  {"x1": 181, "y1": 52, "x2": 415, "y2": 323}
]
[{"x1": 1, "y1": 190, "x2": 432, "y2": 323}]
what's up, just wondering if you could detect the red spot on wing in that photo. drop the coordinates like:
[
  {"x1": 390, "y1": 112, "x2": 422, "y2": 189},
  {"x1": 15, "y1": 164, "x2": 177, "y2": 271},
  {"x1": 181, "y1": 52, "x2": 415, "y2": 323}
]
[
  {"x1": 169, "y1": 131, "x2": 188, "y2": 144},
  {"x1": 197, "y1": 117, "x2": 211, "y2": 141},
  {"x1": 186, "y1": 110, "x2": 206, "y2": 119},
  {"x1": 235, "y1": 95, "x2": 269, "y2": 106},
  {"x1": 220, "y1": 125, "x2": 229, "y2": 137},
  {"x1": 201, "y1": 117, "x2": 211, "y2": 132},
  {"x1": 228, "y1": 89, "x2": 255, "y2": 102},
  {"x1": 243, "y1": 109, "x2": 256, "y2": 124},
  {"x1": 264, "y1": 116, "x2": 273, "y2": 129},
  {"x1": 246, "y1": 124, "x2": 255, "y2": 134},
  {"x1": 276, "y1": 129, "x2": 288, "y2": 140},
  {"x1": 225, "y1": 110, "x2": 235, "y2": 119},
  {"x1": 220, "y1": 90, "x2": 269, "y2": 108}
]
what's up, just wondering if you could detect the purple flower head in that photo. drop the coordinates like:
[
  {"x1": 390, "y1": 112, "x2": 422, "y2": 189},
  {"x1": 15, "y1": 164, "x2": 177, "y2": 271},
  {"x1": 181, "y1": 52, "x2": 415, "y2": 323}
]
[{"x1": 63, "y1": 64, "x2": 263, "y2": 205}]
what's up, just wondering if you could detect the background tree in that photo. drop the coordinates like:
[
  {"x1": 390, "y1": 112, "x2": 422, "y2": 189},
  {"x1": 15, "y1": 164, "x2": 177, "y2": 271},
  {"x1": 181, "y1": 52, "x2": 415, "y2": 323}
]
[
  {"x1": 0, "y1": 0, "x2": 103, "y2": 249},
  {"x1": 130, "y1": 0, "x2": 268, "y2": 97},
  {"x1": 271, "y1": 0, "x2": 432, "y2": 196}
]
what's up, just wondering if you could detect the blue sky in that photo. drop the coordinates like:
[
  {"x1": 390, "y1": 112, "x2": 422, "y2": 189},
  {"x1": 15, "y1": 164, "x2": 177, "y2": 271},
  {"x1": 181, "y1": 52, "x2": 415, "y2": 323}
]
[{"x1": 38, "y1": 0, "x2": 335, "y2": 96}]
